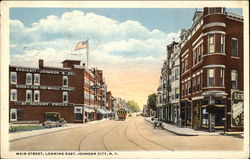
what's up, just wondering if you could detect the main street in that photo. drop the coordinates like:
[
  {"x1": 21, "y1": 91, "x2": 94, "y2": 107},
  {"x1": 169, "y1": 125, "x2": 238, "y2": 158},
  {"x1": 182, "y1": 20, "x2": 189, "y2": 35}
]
[{"x1": 10, "y1": 116, "x2": 243, "y2": 151}]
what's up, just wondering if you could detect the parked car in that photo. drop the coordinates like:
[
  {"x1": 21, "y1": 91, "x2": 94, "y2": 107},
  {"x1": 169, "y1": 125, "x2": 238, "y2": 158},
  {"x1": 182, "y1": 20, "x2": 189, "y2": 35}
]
[
  {"x1": 55, "y1": 119, "x2": 67, "y2": 127},
  {"x1": 44, "y1": 120, "x2": 56, "y2": 128}
]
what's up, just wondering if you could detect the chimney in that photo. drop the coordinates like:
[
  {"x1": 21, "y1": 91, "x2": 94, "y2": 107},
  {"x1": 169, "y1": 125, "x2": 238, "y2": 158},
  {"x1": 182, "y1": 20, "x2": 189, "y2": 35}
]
[{"x1": 39, "y1": 59, "x2": 44, "y2": 69}]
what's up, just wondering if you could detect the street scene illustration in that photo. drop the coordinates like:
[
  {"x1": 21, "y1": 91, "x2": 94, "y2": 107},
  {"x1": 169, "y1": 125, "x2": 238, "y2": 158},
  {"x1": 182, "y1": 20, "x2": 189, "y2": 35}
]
[{"x1": 7, "y1": 6, "x2": 245, "y2": 154}]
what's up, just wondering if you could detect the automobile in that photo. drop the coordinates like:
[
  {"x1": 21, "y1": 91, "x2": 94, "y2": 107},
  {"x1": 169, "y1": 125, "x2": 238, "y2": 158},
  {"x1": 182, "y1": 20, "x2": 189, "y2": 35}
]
[
  {"x1": 44, "y1": 120, "x2": 56, "y2": 128},
  {"x1": 128, "y1": 114, "x2": 132, "y2": 117},
  {"x1": 55, "y1": 119, "x2": 67, "y2": 127}
]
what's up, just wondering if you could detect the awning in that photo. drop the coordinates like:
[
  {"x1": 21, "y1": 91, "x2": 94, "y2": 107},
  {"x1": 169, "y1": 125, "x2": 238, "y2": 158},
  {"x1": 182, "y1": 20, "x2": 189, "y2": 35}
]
[
  {"x1": 84, "y1": 107, "x2": 95, "y2": 113},
  {"x1": 97, "y1": 109, "x2": 108, "y2": 115}
]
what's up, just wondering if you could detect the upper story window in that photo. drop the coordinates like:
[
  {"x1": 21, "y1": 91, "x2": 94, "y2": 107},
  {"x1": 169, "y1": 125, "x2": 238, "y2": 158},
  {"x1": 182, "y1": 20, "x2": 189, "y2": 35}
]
[
  {"x1": 208, "y1": 8, "x2": 217, "y2": 14},
  {"x1": 10, "y1": 72, "x2": 17, "y2": 84},
  {"x1": 181, "y1": 61, "x2": 185, "y2": 74},
  {"x1": 175, "y1": 68, "x2": 180, "y2": 80},
  {"x1": 220, "y1": 68, "x2": 225, "y2": 87},
  {"x1": 63, "y1": 76, "x2": 68, "y2": 87},
  {"x1": 193, "y1": 77, "x2": 196, "y2": 92},
  {"x1": 231, "y1": 70, "x2": 238, "y2": 89},
  {"x1": 26, "y1": 90, "x2": 32, "y2": 102},
  {"x1": 207, "y1": 68, "x2": 215, "y2": 86},
  {"x1": 10, "y1": 109, "x2": 17, "y2": 121},
  {"x1": 34, "y1": 74, "x2": 40, "y2": 85},
  {"x1": 10, "y1": 89, "x2": 17, "y2": 101},
  {"x1": 208, "y1": 34, "x2": 215, "y2": 54},
  {"x1": 197, "y1": 76, "x2": 201, "y2": 91},
  {"x1": 197, "y1": 45, "x2": 201, "y2": 62},
  {"x1": 26, "y1": 73, "x2": 32, "y2": 85},
  {"x1": 185, "y1": 58, "x2": 188, "y2": 71},
  {"x1": 175, "y1": 88, "x2": 179, "y2": 99},
  {"x1": 188, "y1": 80, "x2": 192, "y2": 94},
  {"x1": 63, "y1": 92, "x2": 68, "y2": 103},
  {"x1": 231, "y1": 38, "x2": 238, "y2": 57},
  {"x1": 193, "y1": 50, "x2": 196, "y2": 65},
  {"x1": 221, "y1": 35, "x2": 225, "y2": 54},
  {"x1": 34, "y1": 90, "x2": 40, "y2": 102}
]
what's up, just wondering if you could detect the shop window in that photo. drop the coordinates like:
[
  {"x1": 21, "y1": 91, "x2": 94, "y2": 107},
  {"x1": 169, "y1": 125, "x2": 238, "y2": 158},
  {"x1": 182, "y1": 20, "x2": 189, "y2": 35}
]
[
  {"x1": 17, "y1": 109, "x2": 23, "y2": 121},
  {"x1": 207, "y1": 68, "x2": 215, "y2": 86},
  {"x1": 10, "y1": 72, "x2": 17, "y2": 84},
  {"x1": 10, "y1": 109, "x2": 17, "y2": 121},
  {"x1": 74, "y1": 107, "x2": 83, "y2": 120},
  {"x1": 34, "y1": 90, "x2": 40, "y2": 102},
  {"x1": 231, "y1": 70, "x2": 238, "y2": 89},
  {"x1": 34, "y1": 74, "x2": 40, "y2": 85},
  {"x1": 208, "y1": 34, "x2": 215, "y2": 54},
  {"x1": 63, "y1": 92, "x2": 68, "y2": 103},
  {"x1": 26, "y1": 90, "x2": 32, "y2": 102},
  {"x1": 63, "y1": 76, "x2": 68, "y2": 87},
  {"x1": 221, "y1": 35, "x2": 225, "y2": 54},
  {"x1": 202, "y1": 108, "x2": 209, "y2": 125},
  {"x1": 26, "y1": 73, "x2": 32, "y2": 85},
  {"x1": 220, "y1": 68, "x2": 225, "y2": 86},
  {"x1": 231, "y1": 38, "x2": 238, "y2": 57},
  {"x1": 10, "y1": 89, "x2": 17, "y2": 101}
]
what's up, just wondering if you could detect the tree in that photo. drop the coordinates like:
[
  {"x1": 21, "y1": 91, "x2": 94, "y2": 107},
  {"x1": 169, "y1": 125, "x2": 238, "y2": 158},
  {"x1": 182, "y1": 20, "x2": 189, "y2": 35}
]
[
  {"x1": 126, "y1": 100, "x2": 140, "y2": 112},
  {"x1": 147, "y1": 93, "x2": 157, "y2": 110}
]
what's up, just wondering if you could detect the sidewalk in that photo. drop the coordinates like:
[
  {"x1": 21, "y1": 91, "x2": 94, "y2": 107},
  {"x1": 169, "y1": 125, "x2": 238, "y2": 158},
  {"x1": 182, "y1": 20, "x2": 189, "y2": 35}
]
[
  {"x1": 9, "y1": 119, "x2": 109, "y2": 142},
  {"x1": 145, "y1": 117, "x2": 220, "y2": 136}
]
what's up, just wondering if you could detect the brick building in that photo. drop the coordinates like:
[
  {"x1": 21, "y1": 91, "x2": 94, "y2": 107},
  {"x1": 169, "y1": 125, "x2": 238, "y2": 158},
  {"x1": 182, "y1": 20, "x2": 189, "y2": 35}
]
[
  {"x1": 179, "y1": 7, "x2": 243, "y2": 131},
  {"x1": 9, "y1": 59, "x2": 108, "y2": 123}
]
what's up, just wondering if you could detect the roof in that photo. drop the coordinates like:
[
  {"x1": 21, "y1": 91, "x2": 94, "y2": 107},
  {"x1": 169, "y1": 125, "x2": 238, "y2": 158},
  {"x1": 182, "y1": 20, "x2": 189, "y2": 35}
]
[{"x1": 62, "y1": 60, "x2": 81, "y2": 63}]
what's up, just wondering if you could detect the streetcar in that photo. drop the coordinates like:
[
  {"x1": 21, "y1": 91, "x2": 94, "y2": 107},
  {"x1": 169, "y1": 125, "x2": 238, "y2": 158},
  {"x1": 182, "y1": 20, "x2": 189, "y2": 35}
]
[{"x1": 116, "y1": 108, "x2": 127, "y2": 120}]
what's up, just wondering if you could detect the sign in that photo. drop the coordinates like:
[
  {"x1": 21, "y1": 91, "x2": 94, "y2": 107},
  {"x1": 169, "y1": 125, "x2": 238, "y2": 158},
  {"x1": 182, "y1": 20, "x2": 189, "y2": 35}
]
[
  {"x1": 15, "y1": 67, "x2": 74, "y2": 76},
  {"x1": 15, "y1": 101, "x2": 75, "y2": 107},
  {"x1": 15, "y1": 84, "x2": 75, "y2": 91},
  {"x1": 231, "y1": 90, "x2": 244, "y2": 127}
]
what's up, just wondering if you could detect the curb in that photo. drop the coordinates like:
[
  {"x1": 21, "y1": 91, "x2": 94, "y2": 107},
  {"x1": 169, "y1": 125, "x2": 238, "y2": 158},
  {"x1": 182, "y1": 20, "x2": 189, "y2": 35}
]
[{"x1": 145, "y1": 118, "x2": 220, "y2": 136}]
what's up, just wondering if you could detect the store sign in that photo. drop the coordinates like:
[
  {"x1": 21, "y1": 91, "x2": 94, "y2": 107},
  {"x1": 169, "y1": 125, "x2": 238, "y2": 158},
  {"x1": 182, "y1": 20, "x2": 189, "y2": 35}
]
[
  {"x1": 15, "y1": 67, "x2": 74, "y2": 76},
  {"x1": 15, "y1": 101, "x2": 74, "y2": 107},
  {"x1": 15, "y1": 84, "x2": 75, "y2": 91},
  {"x1": 231, "y1": 91, "x2": 244, "y2": 127}
]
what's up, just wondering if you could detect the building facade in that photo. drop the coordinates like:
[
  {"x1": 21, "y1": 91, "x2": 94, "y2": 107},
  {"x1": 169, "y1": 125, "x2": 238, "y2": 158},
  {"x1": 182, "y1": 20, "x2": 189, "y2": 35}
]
[
  {"x1": 9, "y1": 59, "x2": 109, "y2": 124},
  {"x1": 179, "y1": 7, "x2": 243, "y2": 131}
]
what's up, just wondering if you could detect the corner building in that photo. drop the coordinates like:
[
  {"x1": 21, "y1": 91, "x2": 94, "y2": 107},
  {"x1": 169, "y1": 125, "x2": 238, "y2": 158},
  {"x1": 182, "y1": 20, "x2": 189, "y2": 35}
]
[{"x1": 179, "y1": 7, "x2": 243, "y2": 131}]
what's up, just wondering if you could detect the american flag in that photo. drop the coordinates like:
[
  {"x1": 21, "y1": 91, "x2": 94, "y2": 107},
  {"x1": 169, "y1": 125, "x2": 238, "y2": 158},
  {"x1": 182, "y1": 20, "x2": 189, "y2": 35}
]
[{"x1": 75, "y1": 40, "x2": 88, "y2": 51}]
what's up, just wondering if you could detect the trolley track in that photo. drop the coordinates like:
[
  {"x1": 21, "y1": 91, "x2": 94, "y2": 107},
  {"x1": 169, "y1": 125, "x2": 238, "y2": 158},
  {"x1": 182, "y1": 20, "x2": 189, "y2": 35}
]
[{"x1": 134, "y1": 118, "x2": 174, "y2": 151}]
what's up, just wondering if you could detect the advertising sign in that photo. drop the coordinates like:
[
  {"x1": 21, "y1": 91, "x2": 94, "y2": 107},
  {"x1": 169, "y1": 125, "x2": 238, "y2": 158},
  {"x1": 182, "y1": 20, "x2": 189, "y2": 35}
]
[{"x1": 231, "y1": 91, "x2": 244, "y2": 127}]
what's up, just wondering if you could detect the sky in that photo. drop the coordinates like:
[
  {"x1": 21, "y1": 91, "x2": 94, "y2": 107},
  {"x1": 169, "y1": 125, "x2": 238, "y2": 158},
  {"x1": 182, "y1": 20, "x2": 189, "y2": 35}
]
[{"x1": 9, "y1": 8, "x2": 243, "y2": 108}]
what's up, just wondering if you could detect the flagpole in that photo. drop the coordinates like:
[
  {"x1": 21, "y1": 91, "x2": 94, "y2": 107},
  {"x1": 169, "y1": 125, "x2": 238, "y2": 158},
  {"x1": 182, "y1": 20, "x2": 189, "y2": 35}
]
[{"x1": 86, "y1": 39, "x2": 89, "y2": 69}]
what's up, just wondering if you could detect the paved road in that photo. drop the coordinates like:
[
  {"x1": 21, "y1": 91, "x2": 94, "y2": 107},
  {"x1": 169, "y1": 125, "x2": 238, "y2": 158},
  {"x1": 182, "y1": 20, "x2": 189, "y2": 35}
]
[{"x1": 10, "y1": 116, "x2": 243, "y2": 151}]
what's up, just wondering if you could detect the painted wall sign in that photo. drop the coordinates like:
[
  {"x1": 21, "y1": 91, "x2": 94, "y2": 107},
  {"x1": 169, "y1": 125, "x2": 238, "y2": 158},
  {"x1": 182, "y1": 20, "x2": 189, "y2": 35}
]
[
  {"x1": 14, "y1": 101, "x2": 75, "y2": 107},
  {"x1": 15, "y1": 67, "x2": 75, "y2": 76},
  {"x1": 15, "y1": 84, "x2": 75, "y2": 91}
]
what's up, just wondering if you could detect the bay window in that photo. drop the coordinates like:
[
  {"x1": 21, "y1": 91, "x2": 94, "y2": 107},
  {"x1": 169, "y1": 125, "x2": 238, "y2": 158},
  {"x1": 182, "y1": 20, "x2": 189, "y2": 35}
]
[
  {"x1": 207, "y1": 68, "x2": 215, "y2": 86},
  {"x1": 208, "y1": 34, "x2": 215, "y2": 54},
  {"x1": 221, "y1": 35, "x2": 225, "y2": 54},
  {"x1": 231, "y1": 70, "x2": 238, "y2": 89},
  {"x1": 220, "y1": 68, "x2": 225, "y2": 86}
]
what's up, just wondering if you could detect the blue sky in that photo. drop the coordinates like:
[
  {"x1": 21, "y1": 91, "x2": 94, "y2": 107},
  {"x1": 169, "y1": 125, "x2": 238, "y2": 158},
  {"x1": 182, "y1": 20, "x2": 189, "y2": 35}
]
[{"x1": 9, "y1": 7, "x2": 243, "y2": 106}]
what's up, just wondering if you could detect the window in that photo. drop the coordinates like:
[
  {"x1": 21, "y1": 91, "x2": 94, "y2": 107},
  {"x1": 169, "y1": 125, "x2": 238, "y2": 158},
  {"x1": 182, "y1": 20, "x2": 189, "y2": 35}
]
[
  {"x1": 182, "y1": 84, "x2": 185, "y2": 96},
  {"x1": 197, "y1": 76, "x2": 200, "y2": 91},
  {"x1": 193, "y1": 77, "x2": 196, "y2": 92},
  {"x1": 10, "y1": 89, "x2": 17, "y2": 101},
  {"x1": 182, "y1": 62, "x2": 185, "y2": 73},
  {"x1": 63, "y1": 92, "x2": 68, "y2": 103},
  {"x1": 63, "y1": 76, "x2": 68, "y2": 87},
  {"x1": 34, "y1": 90, "x2": 40, "y2": 102},
  {"x1": 34, "y1": 74, "x2": 40, "y2": 85},
  {"x1": 175, "y1": 69, "x2": 180, "y2": 80},
  {"x1": 26, "y1": 90, "x2": 32, "y2": 102},
  {"x1": 231, "y1": 38, "x2": 238, "y2": 57},
  {"x1": 10, "y1": 72, "x2": 17, "y2": 84},
  {"x1": 185, "y1": 82, "x2": 188, "y2": 95},
  {"x1": 185, "y1": 58, "x2": 188, "y2": 71},
  {"x1": 231, "y1": 70, "x2": 238, "y2": 89},
  {"x1": 197, "y1": 45, "x2": 201, "y2": 62},
  {"x1": 208, "y1": 34, "x2": 215, "y2": 53},
  {"x1": 193, "y1": 50, "x2": 196, "y2": 65},
  {"x1": 188, "y1": 80, "x2": 192, "y2": 94},
  {"x1": 207, "y1": 68, "x2": 215, "y2": 86},
  {"x1": 221, "y1": 35, "x2": 225, "y2": 54},
  {"x1": 10, "y1": 109, "x2": 17, "y2": 121},
  {"x1": 220, "y1": 68, "x2": 225, "y2": 86},
  {"x1": 175, "y1": 88, "x2": 179, "y2": 99},
  {"x1": 74, "y1": 107, "x2": 83, "y2": 120},
  {"x1": 26, "y1": 73, "x2": 32, "y2": 85},
  {"x1": 208, "y1": 8, "x2": 216, "y2": 14}
]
